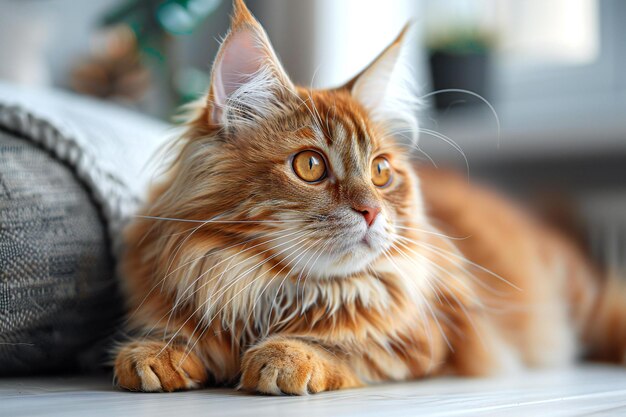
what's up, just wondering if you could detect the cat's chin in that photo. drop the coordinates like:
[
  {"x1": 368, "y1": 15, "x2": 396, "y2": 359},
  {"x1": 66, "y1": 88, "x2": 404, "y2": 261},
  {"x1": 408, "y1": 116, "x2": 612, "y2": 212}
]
[
  {"x1": 298, "y1": 223, "x2": 393, "y2": 279},
  {"x1": 299, "y1": 239, "x2": 389, "y2": 280}
]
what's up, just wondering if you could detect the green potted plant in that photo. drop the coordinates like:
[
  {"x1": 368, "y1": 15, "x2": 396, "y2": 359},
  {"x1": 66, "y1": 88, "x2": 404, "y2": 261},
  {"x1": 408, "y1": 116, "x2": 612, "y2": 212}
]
[
  {"x1": 423, "y1": 0, "x2": 496, "y2": 112},
  {"x1": 428, "y1": 29, "x2": 494, "y2": 111}
]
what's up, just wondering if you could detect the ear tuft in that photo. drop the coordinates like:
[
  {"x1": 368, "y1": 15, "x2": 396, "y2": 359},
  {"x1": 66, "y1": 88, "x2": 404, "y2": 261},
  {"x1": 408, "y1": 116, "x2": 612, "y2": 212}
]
[
  {"x1": 346, "y1": 24, "x2": 420, "y2": 142},
  {"x1": 207, "y1": 0, "x2": 294, "y2": 130},
  {"x1": 231, "y1": 0, "x2": 256, "y2": 28}
]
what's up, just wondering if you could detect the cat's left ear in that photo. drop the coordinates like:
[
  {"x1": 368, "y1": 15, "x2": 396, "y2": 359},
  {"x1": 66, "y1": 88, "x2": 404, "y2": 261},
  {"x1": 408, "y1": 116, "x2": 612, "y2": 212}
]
[
  {"x1": 344, "y1": 24, "x2": 419, "y2": 140},
  {"x1": 206, "y1": 0, "x2": 295, "y2": 129}
]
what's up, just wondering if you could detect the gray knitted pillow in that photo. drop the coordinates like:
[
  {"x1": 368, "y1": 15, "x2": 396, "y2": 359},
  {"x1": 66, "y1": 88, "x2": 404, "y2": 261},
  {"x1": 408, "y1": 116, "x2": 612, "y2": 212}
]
[
  {"x1": 0, "y1": 128, "x2": 120, "y2": 374},
  {"x1": 0, "y1": 83, "x2": 170, "y2": 375}
]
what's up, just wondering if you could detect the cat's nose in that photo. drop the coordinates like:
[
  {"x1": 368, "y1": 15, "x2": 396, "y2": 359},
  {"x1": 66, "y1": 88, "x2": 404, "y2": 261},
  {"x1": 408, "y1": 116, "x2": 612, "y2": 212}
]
[{"x1": 352, "y1": 204, "x2": 381, "y2": 227}]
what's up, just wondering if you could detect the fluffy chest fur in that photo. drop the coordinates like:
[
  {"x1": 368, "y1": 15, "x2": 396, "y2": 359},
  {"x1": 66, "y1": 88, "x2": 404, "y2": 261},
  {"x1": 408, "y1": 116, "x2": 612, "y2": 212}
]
[{"x1": 122, "y1": 218, "x2": 455, "y2": 383}]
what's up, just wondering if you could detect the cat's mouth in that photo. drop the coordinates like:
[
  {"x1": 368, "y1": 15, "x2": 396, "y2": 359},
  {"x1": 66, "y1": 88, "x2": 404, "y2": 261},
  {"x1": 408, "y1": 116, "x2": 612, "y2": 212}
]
[
  {"x1": 327, "y1": 233, "x2": 390, "y2": 277},
  {"x1": 334, "y1": 225, "x2": 390, "y2": 258},
  {"x1": 360, "y1": 231, "x2": 379, "y2": 248}
]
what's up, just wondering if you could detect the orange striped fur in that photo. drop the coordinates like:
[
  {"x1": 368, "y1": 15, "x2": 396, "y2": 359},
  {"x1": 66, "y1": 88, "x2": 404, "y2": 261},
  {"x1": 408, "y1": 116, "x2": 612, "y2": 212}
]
[{"x1": 113, "y1": 0, "x2": 626, "y2": 394}]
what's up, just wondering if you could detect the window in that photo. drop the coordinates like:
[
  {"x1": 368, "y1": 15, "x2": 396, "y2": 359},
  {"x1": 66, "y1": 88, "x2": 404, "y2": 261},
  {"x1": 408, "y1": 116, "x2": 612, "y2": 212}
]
[
  {"x1": 494, "y1": 0, "x2": 599, "y2": 67},
  {"x1": 424, "y1": 0, "x2": 610, "y2": 102}
]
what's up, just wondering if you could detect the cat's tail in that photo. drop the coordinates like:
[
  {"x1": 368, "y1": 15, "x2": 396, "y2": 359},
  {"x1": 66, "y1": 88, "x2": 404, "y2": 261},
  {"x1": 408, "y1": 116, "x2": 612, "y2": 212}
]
[{"x1": 582, "y1": 269, "x2": 626, "y2": 364}]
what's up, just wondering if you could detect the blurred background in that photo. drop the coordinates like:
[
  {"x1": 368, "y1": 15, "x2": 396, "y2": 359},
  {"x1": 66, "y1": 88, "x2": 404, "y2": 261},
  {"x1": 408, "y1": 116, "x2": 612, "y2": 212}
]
[{"x1": 1, "y1": 0, "x2": 624, "y2": 266}]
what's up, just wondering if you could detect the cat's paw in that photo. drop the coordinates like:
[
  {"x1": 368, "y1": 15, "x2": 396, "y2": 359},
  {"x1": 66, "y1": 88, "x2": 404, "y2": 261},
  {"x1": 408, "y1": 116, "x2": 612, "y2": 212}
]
[
  {"x1": 114, "y1": 341, "x2": 207, "y2": 392},
  {"x1": 239, "y1": 338, "x2": 333, "y2": 395}
]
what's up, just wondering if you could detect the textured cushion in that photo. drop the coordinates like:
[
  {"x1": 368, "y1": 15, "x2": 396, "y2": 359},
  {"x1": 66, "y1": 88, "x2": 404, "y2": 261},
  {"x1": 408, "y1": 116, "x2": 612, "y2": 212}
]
[
  {"x1": 0, "y1": 83, "x2": 170, "y2": 375},
  {"x1": 0, "y1": 129, "x2": 119, "y2": 374}
]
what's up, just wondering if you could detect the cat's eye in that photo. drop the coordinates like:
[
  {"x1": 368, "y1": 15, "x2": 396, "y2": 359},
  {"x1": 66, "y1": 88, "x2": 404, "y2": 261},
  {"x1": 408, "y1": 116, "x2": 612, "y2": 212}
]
[
  {"x1": 371, "y1": 156, "x2": 392, "y2": 187},
  {"x1": 292, "y1": 150, "x2": 327, "y2": 183}
]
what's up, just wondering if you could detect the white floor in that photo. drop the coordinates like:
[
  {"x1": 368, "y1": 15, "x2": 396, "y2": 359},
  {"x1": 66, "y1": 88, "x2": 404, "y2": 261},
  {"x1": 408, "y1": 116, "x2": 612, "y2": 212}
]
[{"x1": 2, "y1": 365, "x2": 626, "y2": 417}]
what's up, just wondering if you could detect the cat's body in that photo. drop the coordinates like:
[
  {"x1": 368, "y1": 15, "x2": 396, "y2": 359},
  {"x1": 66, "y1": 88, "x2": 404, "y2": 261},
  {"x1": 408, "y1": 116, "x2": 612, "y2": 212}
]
[{"x1": 114, "y1": 0, "x2": 626, "y2": 394}]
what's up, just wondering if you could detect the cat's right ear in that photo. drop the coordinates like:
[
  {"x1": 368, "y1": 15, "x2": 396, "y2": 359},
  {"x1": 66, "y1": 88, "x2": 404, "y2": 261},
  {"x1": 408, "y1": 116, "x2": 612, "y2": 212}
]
[
  {"x1": 206, "y1": 0, "x2": 295, "y2": 129},
  {"x1": 342, "y1": 24, "x2": 419, "y2": 142}
]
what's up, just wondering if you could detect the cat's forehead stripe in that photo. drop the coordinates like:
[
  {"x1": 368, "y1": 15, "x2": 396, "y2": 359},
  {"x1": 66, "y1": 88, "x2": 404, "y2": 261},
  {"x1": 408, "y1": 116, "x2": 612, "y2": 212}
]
[
  {"x1": 326, "y1": 118, "x2": 368, "y2": 180},
  {"x1": 329, "y1": 122, "x2": 348, "y2": 179},
  {"x1": 329, "y1": 152, "x2": 346, "y2": 180},
  {"x1": 348, "y1": 122, "x2": 367, "y2": 175},
  {"x1": 355, "y1": 117, "x2": 373, "y2": 157}
]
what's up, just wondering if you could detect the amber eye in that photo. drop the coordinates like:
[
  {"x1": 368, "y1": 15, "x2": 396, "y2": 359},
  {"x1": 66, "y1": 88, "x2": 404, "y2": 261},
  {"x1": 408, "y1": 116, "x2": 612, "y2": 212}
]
[
  {"x1": 371, "y1": 156, "x2": 392, "y2": 187},
  {"x1": 292, "y1": 150, "x2": 327, "y2": 183}
]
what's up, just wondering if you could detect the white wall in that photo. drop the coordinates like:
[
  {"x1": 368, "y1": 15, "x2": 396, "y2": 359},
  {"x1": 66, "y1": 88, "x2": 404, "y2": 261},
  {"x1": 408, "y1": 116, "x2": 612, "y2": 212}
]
[{"x1": 255, "y1": 0, "x2": 427, "y2": 90}]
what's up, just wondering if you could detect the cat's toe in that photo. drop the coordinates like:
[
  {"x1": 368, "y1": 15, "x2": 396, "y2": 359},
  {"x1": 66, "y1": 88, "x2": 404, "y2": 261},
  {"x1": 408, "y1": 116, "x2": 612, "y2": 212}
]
[
  {"x1": 239, "y1": 339, "x2": 327, "y2": 395},
  {"x1": 114, "y1": 341, "x2": 207, "y2": 392}
]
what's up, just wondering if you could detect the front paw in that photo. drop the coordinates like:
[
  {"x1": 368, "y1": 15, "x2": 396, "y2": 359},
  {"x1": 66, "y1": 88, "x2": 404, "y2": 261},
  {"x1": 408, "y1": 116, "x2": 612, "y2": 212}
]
[
  {"x1": 114, "y1": 341, "x2": 207, "y2": 392},
  {"x1": 239, "y1": 338, "x2": 333, "y2": 395}
]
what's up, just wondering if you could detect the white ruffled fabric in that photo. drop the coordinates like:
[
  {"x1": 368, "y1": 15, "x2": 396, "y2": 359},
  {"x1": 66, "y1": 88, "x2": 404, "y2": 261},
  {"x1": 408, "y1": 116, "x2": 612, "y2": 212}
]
[{"x1": 0, "y1": 81, "x2": 172, "y2": 258}]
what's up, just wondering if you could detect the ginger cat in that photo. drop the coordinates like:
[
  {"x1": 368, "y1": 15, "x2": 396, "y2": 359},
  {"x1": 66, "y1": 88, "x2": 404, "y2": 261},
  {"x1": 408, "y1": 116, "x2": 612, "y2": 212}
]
[{"x1": 113, "y1": 0, "x2": 626, "y2": 394}]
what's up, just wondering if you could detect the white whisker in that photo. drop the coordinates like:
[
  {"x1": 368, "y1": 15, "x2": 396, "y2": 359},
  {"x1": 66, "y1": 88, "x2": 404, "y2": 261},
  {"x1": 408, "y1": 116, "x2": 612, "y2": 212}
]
[
  {"x1": 158, "y1": 230, "x2": 315, "y2": 356},
  {"x1": 142, "y1": 227, "x2": 311, "y2": 341},
  {"x1": 134, "y1": 214, "x2": 309, "y2": 224},
  {"x1": 391, "y1": 239, "x2": 493, "y2": 351},
  {"x1": 397, "y1": 234, "x2": 521, "y2": 292},
  {"x1": 419, "y1": 88, "x2": 501, "y2": 148},
  {"x1": 395, "y1": 224, "x2": 471, "y2": 241}
]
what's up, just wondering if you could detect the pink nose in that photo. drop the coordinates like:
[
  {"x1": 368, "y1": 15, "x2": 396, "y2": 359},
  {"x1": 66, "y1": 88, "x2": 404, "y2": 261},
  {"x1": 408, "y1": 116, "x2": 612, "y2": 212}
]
[{"x1": 353, "y1": 205, "x2": 381, "y2": 227}]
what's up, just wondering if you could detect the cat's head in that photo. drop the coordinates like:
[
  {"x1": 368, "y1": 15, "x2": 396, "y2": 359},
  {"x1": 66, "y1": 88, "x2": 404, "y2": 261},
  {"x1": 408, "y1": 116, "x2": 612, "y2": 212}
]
[{"x1": 164, "y1": 0, "x2": 424, "y2": 279}]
